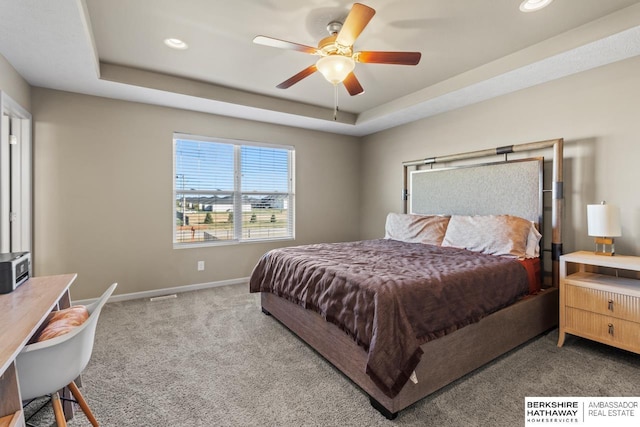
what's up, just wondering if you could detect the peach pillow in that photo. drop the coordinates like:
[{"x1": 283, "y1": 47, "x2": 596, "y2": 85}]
[
  {"x1": 33, "y1": 305, "x2": 89, "y2": 343},
  {"x1": 384, "y1": 213, "x2": 450, "y2": 246}
]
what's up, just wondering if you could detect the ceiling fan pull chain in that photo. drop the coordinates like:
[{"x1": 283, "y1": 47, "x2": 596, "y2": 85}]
[{"x1": 333, "y1": 84, "x2": 339, "y2": 121}]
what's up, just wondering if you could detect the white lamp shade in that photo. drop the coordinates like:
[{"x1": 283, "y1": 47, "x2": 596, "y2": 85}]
[
  {"x1": 587, "y1": 203, "x2": 621, "y2": 237},
  {"x1": 316, "y1": 55, "x2": 355, "y2": 84}
]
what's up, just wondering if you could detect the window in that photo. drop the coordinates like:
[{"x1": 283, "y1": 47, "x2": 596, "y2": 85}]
[{"x1": 173, "y1": 133, "x2": 294, "y2": 247}]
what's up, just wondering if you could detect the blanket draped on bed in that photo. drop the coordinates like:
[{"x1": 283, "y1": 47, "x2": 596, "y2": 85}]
[{"x1": 249, "y1": 239, "x2": 528, "y2": 398}]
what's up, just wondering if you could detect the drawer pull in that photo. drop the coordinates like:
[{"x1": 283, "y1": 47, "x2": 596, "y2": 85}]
[
  {"x1": 608, "y1": 323, "x2": 614, "y2": 336},
  {"x1": 608, "y1": 299, "x2": 614, "y2": 311}
]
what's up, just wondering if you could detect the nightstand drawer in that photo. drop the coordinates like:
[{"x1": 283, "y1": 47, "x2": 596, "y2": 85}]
[
  {"x1": 565, "y1": 307, "x2": 640, "y2": 353},
  {"x1": 565, "y1": 284, "x2": 640, "y2": 322}
]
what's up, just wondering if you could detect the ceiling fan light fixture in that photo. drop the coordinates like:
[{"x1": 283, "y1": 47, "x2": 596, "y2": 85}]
[
  {"x1": 316, "y1": 55, "x2": 355, "y2": 85},
  {"x1": 519, "y1": 0, "x2": 553, "y2": 12}
]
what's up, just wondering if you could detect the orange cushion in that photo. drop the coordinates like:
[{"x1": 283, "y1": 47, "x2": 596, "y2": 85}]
[{"x1": 33, "y1": 305, "x2": 89, "y2": 343}]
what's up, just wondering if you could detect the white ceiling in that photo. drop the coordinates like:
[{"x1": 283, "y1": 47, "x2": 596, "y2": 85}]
[{"x1": 1, "y1": 0, "x2": 640, "y2": 136}]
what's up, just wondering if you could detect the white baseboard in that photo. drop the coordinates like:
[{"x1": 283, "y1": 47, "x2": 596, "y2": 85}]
[{"x1": 72, "y1": 277, "x2": 250, "y2": 306}]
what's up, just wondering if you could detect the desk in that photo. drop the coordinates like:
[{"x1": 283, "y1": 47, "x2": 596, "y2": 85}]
[{"x1": 0, "y1": 274, "x2": 77, "y2": 427}]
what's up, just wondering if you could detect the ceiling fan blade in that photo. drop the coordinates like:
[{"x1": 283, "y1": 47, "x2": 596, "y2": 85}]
[
  {"x1": 343, "y1": 72, "x2": 364, "y2": 96},
  {"x1": 336, "y1": 3, "x2": 376, "y2": 47},
  {"x1": 356, "y1": 51, "x2": 421, "y2": 65},
  {"x1": 276, "y1": 65, "x2": 318, "y2": 89},
  {"x1": 253, "y1": 36, "x2": 319, "y2": 55}
]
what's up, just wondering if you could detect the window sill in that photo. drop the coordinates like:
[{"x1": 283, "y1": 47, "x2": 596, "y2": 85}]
[{"x1": 173, "y1": 236, "x2": 295, "y2": 250}]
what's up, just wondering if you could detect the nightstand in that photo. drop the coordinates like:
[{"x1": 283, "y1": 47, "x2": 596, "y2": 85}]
[{"x1": 557, "y1": 251, "x2": 640, "y2": 354}]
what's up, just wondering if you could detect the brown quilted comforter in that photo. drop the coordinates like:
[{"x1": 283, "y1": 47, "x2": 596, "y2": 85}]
[{"x1": 249, "y1": 239, "x2": 528, "y2": 398}]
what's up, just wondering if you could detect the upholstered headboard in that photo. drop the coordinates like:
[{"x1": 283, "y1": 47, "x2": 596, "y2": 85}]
[
  {"x1": 402, "y1": 138, "x2": 564, "y2": 286},
  {"x1": 409, "y1": 158, "x2": 543, "y2": 225}
]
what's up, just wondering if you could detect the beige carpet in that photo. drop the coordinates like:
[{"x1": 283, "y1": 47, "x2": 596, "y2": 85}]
[{"x1": 25, "y1": 283, "x2": 640, "y2": 426}]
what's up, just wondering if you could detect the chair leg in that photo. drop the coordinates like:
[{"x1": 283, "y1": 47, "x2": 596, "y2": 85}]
[
  {"x1": 51, "y1": 393, "x2": 68, "y2": 427},
  {"x1": 67, "y1": 381, "x2": 99, "y2": 427}
]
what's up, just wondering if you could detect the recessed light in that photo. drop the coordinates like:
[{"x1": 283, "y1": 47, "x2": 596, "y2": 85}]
[
  {"x1": 519, "y1": 0, "x2": 553, "y2": 12},
  {"x1": 164, "y1": 38, "x2": 188, "y2": 50}
]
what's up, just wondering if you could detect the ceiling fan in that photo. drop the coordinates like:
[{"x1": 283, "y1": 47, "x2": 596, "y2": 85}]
[{"x1": 253, "y1": 2, "x2": 421, "y2": 97}]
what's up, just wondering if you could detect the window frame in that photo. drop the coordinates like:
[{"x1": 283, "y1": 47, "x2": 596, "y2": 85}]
[
  {"x1": 172, "y1": 133, "x2": 295, "y2": 248},
  {"x1": 0, "y1": 92, "x2": 32, "y2": 255}
]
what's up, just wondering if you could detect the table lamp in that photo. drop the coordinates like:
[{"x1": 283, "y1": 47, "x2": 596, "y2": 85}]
[{"x1": 587, "y1": 201, "x2": 621, "y2": 256}]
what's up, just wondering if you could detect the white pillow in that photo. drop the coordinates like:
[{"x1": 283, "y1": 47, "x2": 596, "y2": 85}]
[
  {"x1": 441, "y1": 215, "x2": 532, "y2": 259},
  {"x1": 384, "y1": 213, "x2": 450, "y2": 246}
]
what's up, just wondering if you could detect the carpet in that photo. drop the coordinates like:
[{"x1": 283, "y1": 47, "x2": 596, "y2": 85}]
[{"x1": 24, "y1": 283, "x2": 640, "y2": 426}]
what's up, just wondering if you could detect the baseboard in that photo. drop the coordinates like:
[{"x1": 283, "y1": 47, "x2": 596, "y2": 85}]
[{"x1": 72, "y1": 277, "x2": 250, "y2": 305}]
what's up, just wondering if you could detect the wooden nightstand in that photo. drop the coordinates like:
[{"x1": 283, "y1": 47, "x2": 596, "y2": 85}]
[{"x1": 558, "y1": 251, "x2": 640, "y2": 354}]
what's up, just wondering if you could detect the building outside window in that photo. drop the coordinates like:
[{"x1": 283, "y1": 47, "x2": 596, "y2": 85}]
[{"x1": 173, "y1": 133, "x2": 294, "y2": 247}]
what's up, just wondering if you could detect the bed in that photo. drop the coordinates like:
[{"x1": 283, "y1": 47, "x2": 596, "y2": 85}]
[{"x1": 249, "y1": 138, "x2": 564, "y2": 419}]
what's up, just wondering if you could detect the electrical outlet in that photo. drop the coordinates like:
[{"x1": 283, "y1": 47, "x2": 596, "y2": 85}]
[{"x1": 197, "y1": 261, "x2": 205, "y2": 271}]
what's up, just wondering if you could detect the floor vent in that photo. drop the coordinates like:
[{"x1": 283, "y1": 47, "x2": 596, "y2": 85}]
[{"x1": 149, "y1": 294, "x2": 178, "y2": 302}]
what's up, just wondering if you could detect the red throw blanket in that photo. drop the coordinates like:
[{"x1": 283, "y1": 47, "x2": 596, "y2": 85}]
[{"x1": 249, "y1": 239, "x2": 529, "y2": 398}]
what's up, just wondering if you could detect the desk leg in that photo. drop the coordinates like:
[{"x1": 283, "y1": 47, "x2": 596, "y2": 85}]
[
  {"x1": 57, "y1": 289, "x2": 71, "y2": 310},
  {"x1": 55, "y1": 290, "x2": 76, "y2": 421},
  {"x1": 59, "y1": 385, "x2": 73, "y2": 421},
  {"x1": 0, "y1": 361, "x2": 23, "y2": 418}
]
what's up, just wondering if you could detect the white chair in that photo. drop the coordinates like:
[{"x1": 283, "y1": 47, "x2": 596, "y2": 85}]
[{"x1": 16, "y1": 283, "x2": 117, "y2": 427}]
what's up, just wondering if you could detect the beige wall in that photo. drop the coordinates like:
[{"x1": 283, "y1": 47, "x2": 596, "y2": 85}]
[
  {"x1": 32, "y1": 89, "x2": 361, "y2": 299},
  {"x1": 360, "y1": 55, "x2": 640, "y2": 257},
  {"x1": 23, "y1": 53, "x2": 640, "y2": 299},
  {"x1": 0, "y1": 53, "x2": 31, "y2": 110}
]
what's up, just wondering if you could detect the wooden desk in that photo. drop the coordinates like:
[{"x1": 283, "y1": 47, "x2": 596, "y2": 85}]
[{"x1": 0, "y1": 274, "x2": 77, "y2": 426}]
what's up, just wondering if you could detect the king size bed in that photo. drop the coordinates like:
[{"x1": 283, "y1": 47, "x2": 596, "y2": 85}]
[{"x1": 249, "y1": 138, "x2": 564, "y2": 419}]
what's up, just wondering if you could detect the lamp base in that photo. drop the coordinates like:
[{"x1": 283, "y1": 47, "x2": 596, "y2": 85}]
[{"x1": 594, "y1": 237, "x2": 615, "y2": 256}]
